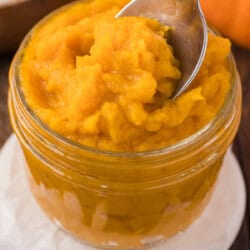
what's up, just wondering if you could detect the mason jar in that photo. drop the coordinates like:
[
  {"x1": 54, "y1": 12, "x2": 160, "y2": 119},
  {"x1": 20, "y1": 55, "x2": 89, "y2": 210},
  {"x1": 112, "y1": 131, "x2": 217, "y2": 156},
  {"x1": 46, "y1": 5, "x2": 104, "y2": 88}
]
[{"x1": 8, "y1": 7, "x2": 242, "y2": 250}]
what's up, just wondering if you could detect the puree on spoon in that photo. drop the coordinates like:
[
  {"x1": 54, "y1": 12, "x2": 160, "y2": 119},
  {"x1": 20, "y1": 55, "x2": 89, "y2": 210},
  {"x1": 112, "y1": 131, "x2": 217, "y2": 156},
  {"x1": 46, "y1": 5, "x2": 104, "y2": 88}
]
[{"x1": 20, "y1": 0, "x2": 230, "y2": 152}]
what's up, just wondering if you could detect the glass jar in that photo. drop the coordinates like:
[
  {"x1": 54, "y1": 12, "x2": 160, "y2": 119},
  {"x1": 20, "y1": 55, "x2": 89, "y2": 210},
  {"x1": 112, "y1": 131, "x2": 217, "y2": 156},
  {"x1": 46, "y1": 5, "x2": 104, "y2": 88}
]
[{"x1": 8, "y1": 15, "x2": 242, "y2": 250}]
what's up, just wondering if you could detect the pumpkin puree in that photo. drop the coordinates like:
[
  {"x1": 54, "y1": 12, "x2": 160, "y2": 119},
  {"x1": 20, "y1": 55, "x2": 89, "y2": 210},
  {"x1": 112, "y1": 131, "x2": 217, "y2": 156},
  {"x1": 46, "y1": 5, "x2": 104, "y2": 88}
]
[
  {"x1": 20, "y1": 0, "x2": 231, "y2": 152},
  {"x1": 11, "y1": 0, "x2": 239, "y2": 248}
]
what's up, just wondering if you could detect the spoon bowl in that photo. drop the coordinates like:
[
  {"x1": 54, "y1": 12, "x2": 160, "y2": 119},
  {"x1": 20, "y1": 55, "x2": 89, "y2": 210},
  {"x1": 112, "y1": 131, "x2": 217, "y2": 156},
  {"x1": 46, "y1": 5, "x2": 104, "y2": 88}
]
[{"x1": 116, "y1": 0, "x2": 208, "y2": 99}]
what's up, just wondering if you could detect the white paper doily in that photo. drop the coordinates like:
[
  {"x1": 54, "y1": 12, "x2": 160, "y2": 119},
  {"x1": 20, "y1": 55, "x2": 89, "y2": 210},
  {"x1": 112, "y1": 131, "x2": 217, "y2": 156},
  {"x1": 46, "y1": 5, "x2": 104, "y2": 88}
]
[{"x1": 0, "y1": 135, "x2": 246, "y2": 250}]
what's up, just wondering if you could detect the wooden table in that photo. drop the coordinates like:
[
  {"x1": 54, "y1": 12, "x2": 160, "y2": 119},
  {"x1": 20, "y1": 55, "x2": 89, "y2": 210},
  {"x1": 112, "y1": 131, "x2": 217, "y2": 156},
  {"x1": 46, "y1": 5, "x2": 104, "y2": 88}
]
[{"x1": 0, "y1": 46, "x2": 250, "y2": 249}]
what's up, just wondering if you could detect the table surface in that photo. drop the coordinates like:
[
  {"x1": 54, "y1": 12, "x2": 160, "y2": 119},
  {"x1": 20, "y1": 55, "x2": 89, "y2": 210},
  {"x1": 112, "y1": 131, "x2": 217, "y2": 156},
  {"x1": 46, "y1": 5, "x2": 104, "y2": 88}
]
[{"x1": 1, "y1": 45, "x2": 250, "y2": 249}]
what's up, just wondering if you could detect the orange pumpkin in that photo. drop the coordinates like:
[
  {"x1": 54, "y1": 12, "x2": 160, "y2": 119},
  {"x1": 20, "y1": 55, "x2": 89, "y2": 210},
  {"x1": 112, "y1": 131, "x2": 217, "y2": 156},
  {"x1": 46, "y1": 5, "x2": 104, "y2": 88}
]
[{"x1": 200, "y1": 0, "x2": 250, "y2": 49}]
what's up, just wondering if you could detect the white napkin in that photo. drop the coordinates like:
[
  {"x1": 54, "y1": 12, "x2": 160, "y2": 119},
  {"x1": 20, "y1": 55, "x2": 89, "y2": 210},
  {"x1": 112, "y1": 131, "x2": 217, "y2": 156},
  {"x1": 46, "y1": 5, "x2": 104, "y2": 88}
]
[{"x1": 0, "y1": 135, "x2": 246, "y2": 250}]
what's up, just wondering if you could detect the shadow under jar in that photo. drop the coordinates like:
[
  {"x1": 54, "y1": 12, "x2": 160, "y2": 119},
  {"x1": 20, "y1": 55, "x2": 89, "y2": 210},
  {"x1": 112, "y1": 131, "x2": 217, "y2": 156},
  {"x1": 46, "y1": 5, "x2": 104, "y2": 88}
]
[{"x1": 8, "y1": 15, "x2": 242, "y2": 250}]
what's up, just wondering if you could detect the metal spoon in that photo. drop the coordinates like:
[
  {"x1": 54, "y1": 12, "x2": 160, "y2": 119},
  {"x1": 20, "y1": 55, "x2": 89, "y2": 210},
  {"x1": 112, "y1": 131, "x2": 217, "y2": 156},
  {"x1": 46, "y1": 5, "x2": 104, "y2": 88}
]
[{"x1": 116, "y1": 0, "x2": 208, "y2": 99}]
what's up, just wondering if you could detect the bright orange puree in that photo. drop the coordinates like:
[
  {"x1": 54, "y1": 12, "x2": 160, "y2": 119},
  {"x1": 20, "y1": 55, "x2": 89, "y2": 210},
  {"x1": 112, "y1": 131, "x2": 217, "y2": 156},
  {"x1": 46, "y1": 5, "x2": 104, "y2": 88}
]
[{"x1": 20, "y1": 0, "x2": 231, "y2": 152}]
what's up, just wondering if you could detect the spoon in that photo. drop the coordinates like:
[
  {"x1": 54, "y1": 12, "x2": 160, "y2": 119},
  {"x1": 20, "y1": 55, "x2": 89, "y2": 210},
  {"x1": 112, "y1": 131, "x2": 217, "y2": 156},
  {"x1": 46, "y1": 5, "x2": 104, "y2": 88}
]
[{"x1": 116, "y1": 0, "x2": 208, "y2": 99}]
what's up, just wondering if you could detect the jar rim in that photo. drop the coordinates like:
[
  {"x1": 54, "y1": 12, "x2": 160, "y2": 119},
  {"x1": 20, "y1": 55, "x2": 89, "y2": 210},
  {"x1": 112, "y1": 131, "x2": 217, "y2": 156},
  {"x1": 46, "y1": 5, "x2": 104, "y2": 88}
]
[{"x1": 10, "y1": 2, "x2": 238, "y2": 158}]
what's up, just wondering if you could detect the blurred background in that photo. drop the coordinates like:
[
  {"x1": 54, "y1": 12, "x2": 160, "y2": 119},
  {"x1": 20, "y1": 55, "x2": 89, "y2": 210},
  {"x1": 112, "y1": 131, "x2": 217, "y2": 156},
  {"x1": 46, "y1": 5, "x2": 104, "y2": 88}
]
[{"x1": 0, "y1": 0, "x2": 249, "y2": 249}]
